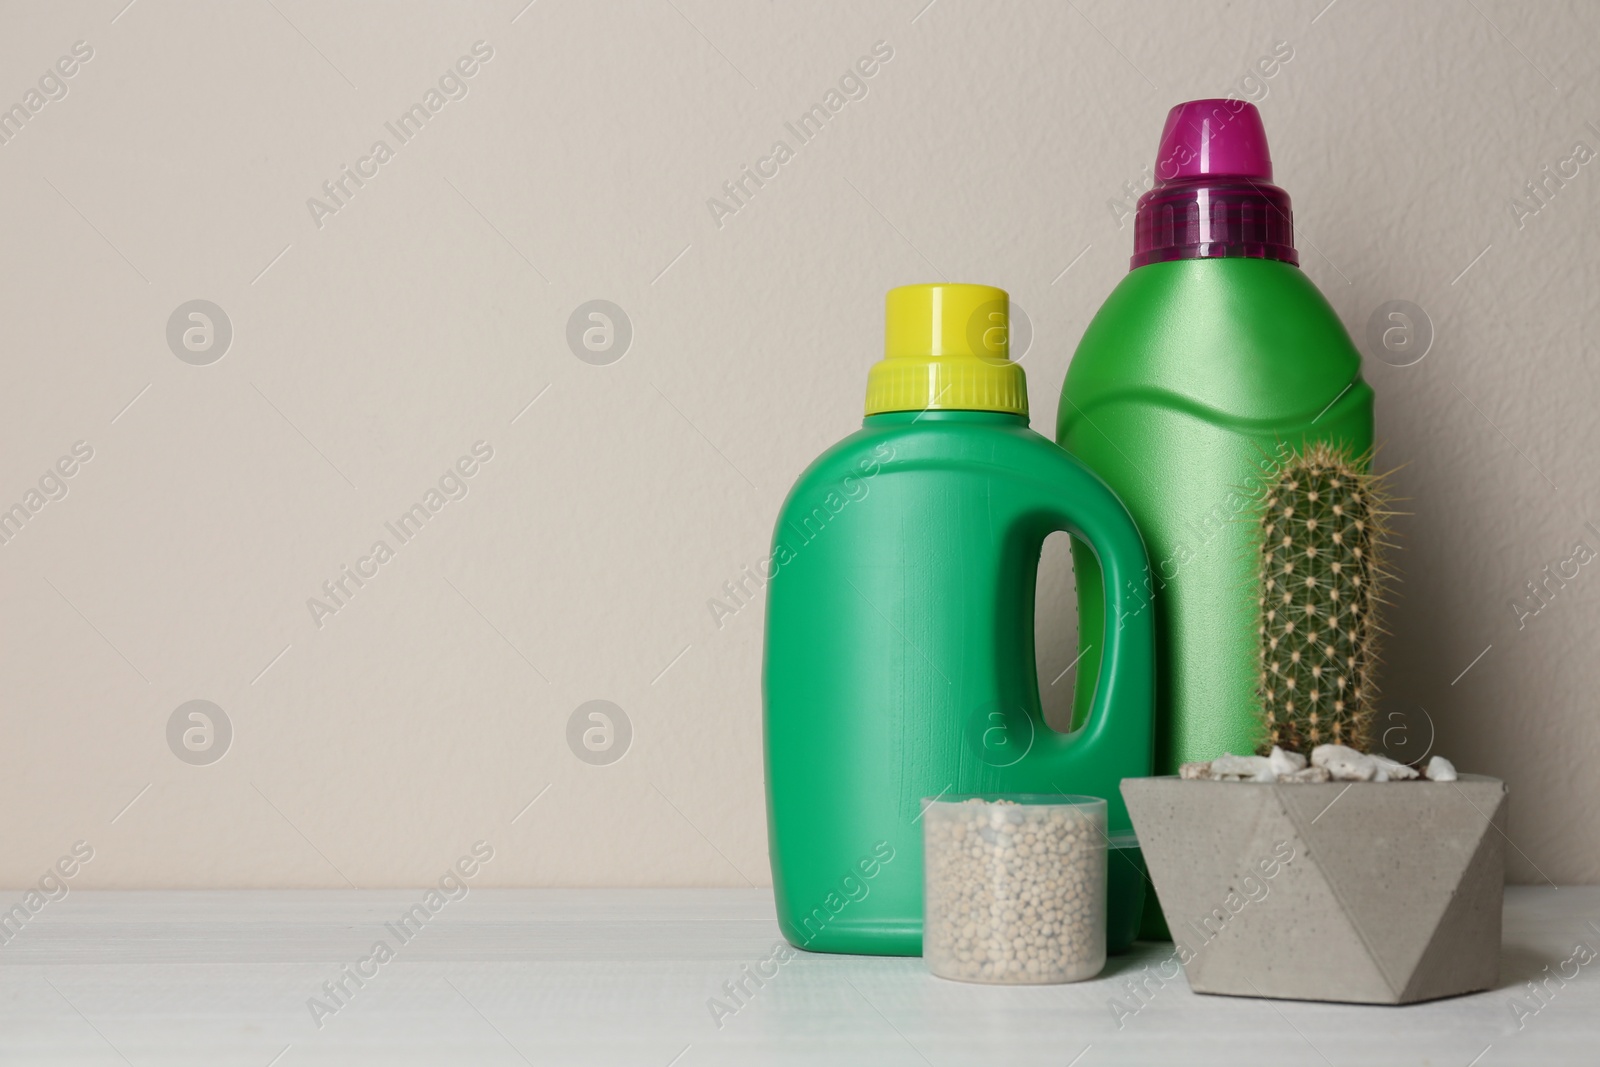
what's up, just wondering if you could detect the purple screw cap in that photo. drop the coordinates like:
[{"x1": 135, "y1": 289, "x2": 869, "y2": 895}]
[
  {"x1": 1155, "y1": 98, "x2": 1274, "y2": 182},
  {"x1": 1131, "y1": 99, "x2": 1297, "y2": 269}
]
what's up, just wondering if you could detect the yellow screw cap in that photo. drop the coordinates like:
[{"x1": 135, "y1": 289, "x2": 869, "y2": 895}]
[{"x1": 866, "y1": 283, "x2": 1028, "y2": 416}]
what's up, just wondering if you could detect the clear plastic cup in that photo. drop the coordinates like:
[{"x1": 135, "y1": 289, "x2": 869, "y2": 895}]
[{"x1": 922, "y1": 794, "x2": 1107, "y2": 983}]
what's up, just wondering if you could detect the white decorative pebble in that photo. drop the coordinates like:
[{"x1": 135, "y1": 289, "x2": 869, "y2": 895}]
[
  {"x1": 1211, "y1": 754, "x2": 1275, "y2": 781},
  {"x1": 1426, "y1": 755, "x2": 1458, "y2": 782},
  {"x1": 1269, "y1": 746, "x2": 1307, "y2": 776},
  {"x1": 1312, "y1": 744, "x2": 1378, "y2": 781},
  {"x1": 923, "y1": 799, "x2": 1105, "y2": 984},
  {"x1": 1179, "y1": 761, "x2": 1212, "y2": 780},
  {"x1": 1368, "y1": 753, "x2": 1419, "y2": 781}
]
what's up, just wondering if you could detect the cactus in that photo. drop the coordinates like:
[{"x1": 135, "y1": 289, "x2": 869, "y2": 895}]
[{"x1": 1255, "y1": 441, "x2": 1393, "y2": 755}]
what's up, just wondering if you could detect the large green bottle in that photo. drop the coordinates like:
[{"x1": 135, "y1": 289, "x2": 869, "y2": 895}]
[
  {"x1": 765, "y1": 284, "x2": 1155, "y2": 956},
  {"x1": 1057, "y1": 100, "x2": 1373, "y2": 777}
]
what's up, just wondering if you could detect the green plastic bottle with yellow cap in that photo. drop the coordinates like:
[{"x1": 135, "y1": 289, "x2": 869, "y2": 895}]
[{"x1": 764, "y1": 283, "x2": 1156, "y2": 956}]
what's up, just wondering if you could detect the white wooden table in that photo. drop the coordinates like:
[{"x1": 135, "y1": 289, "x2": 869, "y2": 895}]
[{"x1": 0, "y1": 887, "x2": 1590, "y2": 1065}]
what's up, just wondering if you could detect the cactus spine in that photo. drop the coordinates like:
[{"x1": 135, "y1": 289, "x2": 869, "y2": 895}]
[{"x1": 1256, "y1": 441, "x2": 1392, "y2": 755}]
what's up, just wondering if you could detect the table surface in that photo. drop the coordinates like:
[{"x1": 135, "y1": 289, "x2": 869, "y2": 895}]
[{"x1": 0, "y1": 886, "x2": 1591, "y2": 1065}]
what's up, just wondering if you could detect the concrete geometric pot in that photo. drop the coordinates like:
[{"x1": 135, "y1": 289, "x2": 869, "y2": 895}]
[{"x1": 1122, "y1": 774, "x2": 1506, "y2": 1004}]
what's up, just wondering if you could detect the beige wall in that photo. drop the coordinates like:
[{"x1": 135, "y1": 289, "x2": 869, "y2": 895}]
[{"x1": 1, "y1": 0, "x2": 1596, "y2": 889}]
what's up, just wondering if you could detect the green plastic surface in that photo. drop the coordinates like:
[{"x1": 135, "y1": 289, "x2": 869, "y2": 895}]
[
  {"x1": 1057, "y1": 257, "x2": 1374, "y2": 774},
  {"x1": 763, "y1": 410, "x2": 1155, "y2": 956}
]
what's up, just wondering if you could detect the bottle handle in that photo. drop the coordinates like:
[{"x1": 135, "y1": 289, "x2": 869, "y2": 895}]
[{"x1": 1021, "y1": 454, "x2": 1155, "y2": 774}]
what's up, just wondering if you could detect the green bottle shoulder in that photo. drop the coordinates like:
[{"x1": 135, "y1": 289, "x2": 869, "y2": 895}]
[
  {"x1": 1060, "y1": 259, "x2": 1369, "y2": 430},
  {"x1": 776, "y1": 414, "x2": 1084, "y2": 516}
]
